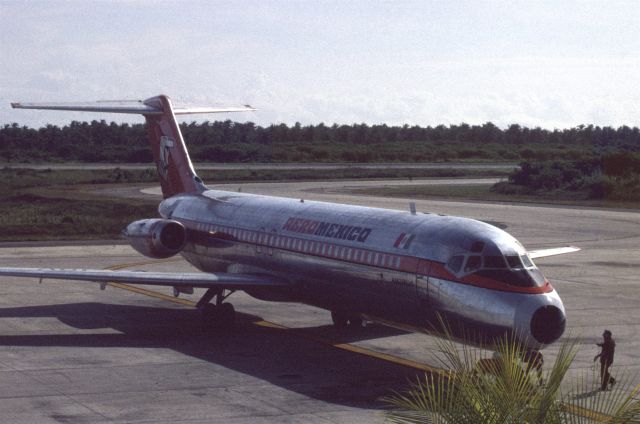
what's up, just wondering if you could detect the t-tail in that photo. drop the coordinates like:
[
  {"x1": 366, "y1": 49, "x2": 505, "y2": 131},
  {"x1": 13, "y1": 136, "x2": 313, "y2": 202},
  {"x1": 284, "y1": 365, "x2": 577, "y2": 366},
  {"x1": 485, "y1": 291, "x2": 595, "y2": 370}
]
[{"x1": 11, "y1": 95, "x2": 255, "y2": 198}]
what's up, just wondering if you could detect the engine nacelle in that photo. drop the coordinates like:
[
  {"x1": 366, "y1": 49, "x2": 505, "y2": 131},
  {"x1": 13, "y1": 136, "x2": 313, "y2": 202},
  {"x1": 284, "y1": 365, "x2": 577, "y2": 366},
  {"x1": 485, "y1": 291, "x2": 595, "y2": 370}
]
[{"x1": 125, "y1": 218, "x2": 186, "y2": 259}]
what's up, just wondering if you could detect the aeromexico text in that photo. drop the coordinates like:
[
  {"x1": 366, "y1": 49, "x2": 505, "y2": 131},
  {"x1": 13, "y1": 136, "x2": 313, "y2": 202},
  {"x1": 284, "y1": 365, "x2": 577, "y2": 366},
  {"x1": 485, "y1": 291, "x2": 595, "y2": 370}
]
[{"x1": 282, "y1": 217, "x2": 372, "y2": 243}]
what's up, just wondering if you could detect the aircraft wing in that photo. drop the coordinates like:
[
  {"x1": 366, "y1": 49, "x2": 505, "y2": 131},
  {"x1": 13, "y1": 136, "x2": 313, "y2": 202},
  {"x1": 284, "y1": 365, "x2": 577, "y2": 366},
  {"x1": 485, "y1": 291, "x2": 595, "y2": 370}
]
[
  {"x1": 0, "y1": 267, "x2": 287, "y2": 290},
  {"x1": 529, "y1": 246, "x2": 581, "y2": 259}
]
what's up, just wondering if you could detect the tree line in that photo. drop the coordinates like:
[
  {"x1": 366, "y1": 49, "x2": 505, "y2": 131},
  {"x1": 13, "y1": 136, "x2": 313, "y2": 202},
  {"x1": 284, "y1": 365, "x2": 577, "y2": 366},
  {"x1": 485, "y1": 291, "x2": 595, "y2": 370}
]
[
  {"x1": 492, "y1": 153, "x2": 640, "y2": 201},
  {"x1": 1, "y1": 120, "x2": 639, "y2": 163}
]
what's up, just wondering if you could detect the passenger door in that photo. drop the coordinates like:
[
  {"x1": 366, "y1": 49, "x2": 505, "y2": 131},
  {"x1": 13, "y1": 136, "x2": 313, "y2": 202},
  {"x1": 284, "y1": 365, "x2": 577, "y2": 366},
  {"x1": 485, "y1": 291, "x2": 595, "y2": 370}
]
[{"x1": 416, "y1": 259, "x2": 431, "y2": 304}]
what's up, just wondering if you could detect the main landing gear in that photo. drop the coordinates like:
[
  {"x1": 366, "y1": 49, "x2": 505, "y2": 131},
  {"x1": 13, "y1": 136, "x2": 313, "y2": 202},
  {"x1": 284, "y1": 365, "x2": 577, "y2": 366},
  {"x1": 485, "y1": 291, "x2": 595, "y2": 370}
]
[
  {"x1": 197, "y1": 288, "x2": 236, "y2": 329},
  {"x1": 331, "y1": 310, "x2": 363, "y2": 329}
]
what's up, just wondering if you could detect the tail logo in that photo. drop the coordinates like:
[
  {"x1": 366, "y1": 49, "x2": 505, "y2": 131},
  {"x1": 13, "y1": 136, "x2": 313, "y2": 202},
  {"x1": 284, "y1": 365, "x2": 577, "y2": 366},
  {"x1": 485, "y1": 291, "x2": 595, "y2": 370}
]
[{"x1": 158, "y1": 136, "x2": 175, "y2": 180}]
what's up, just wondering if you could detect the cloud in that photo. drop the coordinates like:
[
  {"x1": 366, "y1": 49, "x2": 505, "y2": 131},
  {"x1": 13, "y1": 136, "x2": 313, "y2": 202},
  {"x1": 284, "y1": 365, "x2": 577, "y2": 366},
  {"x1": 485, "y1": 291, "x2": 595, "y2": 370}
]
[{"x1": 1, "y1": 1, "x2": 638, "y2": 129}]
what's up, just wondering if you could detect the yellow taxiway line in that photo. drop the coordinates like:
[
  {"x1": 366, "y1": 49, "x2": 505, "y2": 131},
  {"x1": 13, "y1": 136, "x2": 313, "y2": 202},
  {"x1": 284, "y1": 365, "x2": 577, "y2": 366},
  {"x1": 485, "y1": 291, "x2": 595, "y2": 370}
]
[{"x1": 104, "y1": 259, "x2": 445, "y2": 375}]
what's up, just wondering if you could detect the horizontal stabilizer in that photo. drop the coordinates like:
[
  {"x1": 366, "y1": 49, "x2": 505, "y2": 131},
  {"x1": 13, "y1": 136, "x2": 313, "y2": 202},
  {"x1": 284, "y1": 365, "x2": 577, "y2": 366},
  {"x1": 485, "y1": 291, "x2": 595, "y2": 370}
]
[
  {"x1": 11, "y1": 98, "x2": 256, "y2": 115},
  {"x1": 529, "y1": 246, "x2": 581, "y2": 259},
  {"x1": 0, "y1": 267, "x2": 287, "y2": 290}
]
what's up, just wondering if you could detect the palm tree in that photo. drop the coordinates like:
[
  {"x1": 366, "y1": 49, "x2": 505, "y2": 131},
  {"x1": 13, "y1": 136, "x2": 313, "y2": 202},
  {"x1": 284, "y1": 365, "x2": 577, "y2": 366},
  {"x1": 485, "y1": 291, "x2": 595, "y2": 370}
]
[{"x1": 384, "y1": 330, "x2": 640, "y2": 423}]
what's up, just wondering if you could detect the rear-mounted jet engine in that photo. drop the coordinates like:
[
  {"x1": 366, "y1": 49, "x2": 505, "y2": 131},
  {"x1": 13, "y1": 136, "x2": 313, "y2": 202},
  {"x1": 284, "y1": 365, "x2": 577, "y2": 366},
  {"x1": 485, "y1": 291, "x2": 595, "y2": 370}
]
[{"x1": 125, "y1": 218, "x2": 186, "y2": 259}]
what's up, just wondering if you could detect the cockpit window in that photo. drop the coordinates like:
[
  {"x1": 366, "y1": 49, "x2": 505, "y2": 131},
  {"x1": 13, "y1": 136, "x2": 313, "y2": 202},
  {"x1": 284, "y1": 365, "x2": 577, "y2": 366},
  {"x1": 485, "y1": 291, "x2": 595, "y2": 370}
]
[
  {"x1": 506, "y1": 255, "x2": 523, "y2": 269},
  {"x1": 464, "y1": 255, "x2": 481, "y2": 273},
  {"x1": 447, "y1": 255, "x2": 464, "y2": 273},
  {"x1": 445, "y1": 251, "x2": 544, "y2": 287},
  {"x1": 483, "y1": 255, "x2": 507, "y2": 269},
  {"x1": 477, "y1": 268, "x2": 545, "y2": 287}
]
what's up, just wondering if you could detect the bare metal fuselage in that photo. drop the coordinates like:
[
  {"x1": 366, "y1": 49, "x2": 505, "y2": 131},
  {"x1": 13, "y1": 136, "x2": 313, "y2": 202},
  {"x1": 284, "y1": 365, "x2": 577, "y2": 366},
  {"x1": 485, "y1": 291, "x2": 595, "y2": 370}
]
[
  {"x1": 161, "y1": 189, "x2": 566, "y2": 350},
  {"x1": 5, "y1": 94, "x2": 568, "y2": 352}
]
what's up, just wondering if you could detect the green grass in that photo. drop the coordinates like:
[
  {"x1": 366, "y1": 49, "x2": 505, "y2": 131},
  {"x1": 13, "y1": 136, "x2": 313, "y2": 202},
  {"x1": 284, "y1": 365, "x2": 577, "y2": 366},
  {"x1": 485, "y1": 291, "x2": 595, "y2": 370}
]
[
  {"x1": 0, "y1": 166, "x2": 509, "y2": 187},
  {"x1": 0, "y1": 194, "x2": 157, "y2": 241},
  {"x1": 2, "y1": 166, "x2": 637, "y2": 242},
  {"x1": 199, "y1": 167, "x2": 510, "y2": 182},
  {"x1": 0, "y1": 166, "x2": 509, "y2": 242}
]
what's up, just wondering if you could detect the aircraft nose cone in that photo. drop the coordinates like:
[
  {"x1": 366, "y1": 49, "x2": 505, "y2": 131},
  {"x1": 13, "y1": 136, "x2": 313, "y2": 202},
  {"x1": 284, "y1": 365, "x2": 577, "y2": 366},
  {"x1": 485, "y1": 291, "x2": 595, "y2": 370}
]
[
  {"x1": 514, "y1": 290, "x2": 566, "y2": 348},
  {"x1": 530, "y1": 305, "x2": 566, "y2": 344}
]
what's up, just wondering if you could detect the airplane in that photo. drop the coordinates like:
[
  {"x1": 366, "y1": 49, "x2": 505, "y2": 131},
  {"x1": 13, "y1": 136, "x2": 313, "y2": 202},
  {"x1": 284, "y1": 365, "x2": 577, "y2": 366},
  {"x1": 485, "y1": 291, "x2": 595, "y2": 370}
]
[{"x1": 1, "y1": 94, "x2": 579, "y2": 352}]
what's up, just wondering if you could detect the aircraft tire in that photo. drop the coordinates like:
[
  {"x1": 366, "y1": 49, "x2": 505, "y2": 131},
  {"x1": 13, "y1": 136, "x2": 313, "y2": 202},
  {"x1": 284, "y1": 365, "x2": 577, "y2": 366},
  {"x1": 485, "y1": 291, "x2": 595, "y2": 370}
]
[
  {"x1": 200, "y1": 303, "x2": 235, "y2": 329},
  {"x1": 200, "y1": 303, "x2": 218, "y2": 330},
  {"x1": 201, "y1": 303, "x2": 217, "y2": 319},
  {"x1": 219, "y1": 302, "x2": 236, "y2": 326}
]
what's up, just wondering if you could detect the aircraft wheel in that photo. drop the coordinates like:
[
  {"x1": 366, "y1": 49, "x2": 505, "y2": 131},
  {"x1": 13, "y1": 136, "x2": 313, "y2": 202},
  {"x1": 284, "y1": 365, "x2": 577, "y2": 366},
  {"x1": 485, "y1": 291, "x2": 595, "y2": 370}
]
[
  {"x1": 201, "y1": 303, "x2": 217, "y2": 319},
  {"x1": 200, "y1": 303, "x2": 218, "y2": 328},
  {"x1": 200, "y1": 303, "x2": 235, "y2": 329},
  {"x1": 219, "y1": 302, "x2": 236, "y2": 327}
]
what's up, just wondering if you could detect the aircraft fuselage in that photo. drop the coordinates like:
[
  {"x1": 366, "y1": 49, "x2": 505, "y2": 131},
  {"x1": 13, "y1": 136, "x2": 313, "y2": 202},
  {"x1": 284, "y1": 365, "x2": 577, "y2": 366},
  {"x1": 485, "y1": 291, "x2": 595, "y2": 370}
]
[
  {"x1": 6, "y1": 94, "x2": 567, "y2": 351},
  {"x1": 161, "y1": 189, "x2": 566, "y2": 349}
]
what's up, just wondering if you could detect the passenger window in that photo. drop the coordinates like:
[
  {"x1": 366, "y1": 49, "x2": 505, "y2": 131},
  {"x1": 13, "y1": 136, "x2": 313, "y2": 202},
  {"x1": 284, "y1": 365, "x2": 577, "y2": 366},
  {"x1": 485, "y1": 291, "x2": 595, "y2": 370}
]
[
  {"x1": 447, "y1": 255, "x2": 464, "y2": 273},
  {"x1": 483, "y1": 256, "x2": 507, "y2": 269},
  {"x1": 465, "y1": 255, "x2": 481, "y2": 273},
  {"x1": 521, "y1": 254, "x2": 534, "y2": 268},
  {"x1": 506, "y1": 255, "x2": 523, "y2": 268}
]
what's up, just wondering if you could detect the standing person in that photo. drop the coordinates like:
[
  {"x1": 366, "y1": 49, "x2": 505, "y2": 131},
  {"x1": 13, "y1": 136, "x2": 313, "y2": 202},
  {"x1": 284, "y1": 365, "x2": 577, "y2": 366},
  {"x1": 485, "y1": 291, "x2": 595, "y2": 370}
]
[{"x1": 593, "y1": 330, "x2": 616, "y2": 391}]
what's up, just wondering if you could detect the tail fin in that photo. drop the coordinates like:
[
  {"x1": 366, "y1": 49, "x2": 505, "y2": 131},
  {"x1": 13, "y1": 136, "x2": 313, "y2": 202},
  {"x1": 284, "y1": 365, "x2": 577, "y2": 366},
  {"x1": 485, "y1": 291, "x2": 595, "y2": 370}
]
[
  {"x1": 142, "y1": 95, "x2": 203, "y2": 197},
  {"x1": 11, "y1": 95, "x2": 255, "y2": 198}
]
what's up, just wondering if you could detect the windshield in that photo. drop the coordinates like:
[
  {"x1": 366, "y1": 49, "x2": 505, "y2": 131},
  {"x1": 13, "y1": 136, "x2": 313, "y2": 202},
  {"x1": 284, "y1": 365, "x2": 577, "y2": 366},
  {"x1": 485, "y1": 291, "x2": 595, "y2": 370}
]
[{"x1": 446, "y1": 252, "x2": 545, "y2": 287}]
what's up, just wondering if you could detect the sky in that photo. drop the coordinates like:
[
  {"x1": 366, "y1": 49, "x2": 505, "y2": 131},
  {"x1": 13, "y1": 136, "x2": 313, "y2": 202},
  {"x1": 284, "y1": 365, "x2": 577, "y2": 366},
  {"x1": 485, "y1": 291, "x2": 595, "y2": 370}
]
[{"x1": 1, "y1": 0, "x2": 638, "y2": 129}]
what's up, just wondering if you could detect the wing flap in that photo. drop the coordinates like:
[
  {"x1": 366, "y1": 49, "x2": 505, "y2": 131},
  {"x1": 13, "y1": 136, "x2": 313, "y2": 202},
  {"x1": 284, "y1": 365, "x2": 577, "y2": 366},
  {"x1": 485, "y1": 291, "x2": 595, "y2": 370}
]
[{"x1": 0, "y1": 267, "x2": 287, "y2": 290}]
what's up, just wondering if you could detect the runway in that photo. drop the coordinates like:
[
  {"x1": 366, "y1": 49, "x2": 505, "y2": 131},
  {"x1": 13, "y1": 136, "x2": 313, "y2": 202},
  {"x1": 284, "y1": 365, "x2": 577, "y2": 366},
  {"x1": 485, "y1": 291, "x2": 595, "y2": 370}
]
[{"x1": 1, "y1": 179, "x2": 639, "y2": 423}]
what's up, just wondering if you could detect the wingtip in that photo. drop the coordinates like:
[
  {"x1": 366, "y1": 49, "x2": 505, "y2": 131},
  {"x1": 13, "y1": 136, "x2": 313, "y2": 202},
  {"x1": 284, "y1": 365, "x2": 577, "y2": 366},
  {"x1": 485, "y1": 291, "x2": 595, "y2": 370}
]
[{"x1": 529, "y1": 245, "x2": 581, "y2": 259}]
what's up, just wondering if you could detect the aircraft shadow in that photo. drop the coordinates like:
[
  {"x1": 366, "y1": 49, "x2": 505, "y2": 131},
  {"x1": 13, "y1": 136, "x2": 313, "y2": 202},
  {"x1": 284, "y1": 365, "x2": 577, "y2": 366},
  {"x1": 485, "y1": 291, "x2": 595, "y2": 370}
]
[
  {"x1": 0, "y1": 303, "x2": 423, "y2": 409},
  {"x1": 288, "y1": 322, "x2": 409, "y2": 344}
]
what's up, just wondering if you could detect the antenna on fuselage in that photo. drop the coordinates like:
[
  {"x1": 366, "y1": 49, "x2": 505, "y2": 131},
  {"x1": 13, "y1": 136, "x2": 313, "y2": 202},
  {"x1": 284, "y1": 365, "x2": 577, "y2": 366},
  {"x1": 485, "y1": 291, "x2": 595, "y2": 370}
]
[{"x1": 409, "y1": 202, "x2": 416, "y2": 215}]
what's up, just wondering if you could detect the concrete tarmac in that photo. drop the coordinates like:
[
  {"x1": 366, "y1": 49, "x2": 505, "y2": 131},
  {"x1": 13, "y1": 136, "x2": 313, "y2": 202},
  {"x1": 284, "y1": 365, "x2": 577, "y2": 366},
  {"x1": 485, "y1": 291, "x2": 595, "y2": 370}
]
[{"x1": 1, "y1": 180, "x2": 639, "y2": 423}]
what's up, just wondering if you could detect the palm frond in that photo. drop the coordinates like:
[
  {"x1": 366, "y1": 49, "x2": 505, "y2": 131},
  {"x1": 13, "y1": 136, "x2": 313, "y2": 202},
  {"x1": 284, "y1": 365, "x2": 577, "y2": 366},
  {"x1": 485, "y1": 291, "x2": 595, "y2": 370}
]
[{"x1": 384, "y1": 328, "x2": 640, "y2": 424}]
